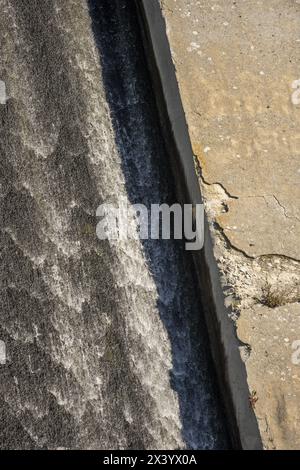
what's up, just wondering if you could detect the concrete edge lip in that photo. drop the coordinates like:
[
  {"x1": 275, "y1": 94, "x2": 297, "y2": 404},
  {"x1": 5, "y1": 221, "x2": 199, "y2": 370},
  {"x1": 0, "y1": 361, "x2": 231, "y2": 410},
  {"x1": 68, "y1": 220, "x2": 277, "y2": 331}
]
[{"x1": 136, "y1": 0, "x2": 263, "y2": 450}]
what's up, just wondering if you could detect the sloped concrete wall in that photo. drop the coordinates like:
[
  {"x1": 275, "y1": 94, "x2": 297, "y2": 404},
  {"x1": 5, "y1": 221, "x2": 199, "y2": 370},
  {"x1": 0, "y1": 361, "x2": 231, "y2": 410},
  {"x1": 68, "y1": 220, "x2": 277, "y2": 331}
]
[{"x1": 138, "y1": 0, "x2": 300, "y2": 450}]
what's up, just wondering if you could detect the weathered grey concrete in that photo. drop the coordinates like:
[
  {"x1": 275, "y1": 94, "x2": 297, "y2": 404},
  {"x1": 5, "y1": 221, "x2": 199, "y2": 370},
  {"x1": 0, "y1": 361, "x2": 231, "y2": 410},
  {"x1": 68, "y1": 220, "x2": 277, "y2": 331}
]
[
  {"x1": 0, "y1": 0, "x2": 229, "y2": 450},
  {"x1": 140, "y1": 0, "x2": 300, "y2": 450}
]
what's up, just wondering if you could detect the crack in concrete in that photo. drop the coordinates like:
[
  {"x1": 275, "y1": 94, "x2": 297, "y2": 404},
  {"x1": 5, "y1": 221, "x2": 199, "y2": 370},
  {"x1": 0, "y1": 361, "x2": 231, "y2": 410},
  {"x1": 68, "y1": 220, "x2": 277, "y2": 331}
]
[
  {"x1": 194, "y1": 156, "x2": 239, "y2": 199},
  {"x1": 213, "y1": 221, "x2": 254, "y2": 259},
  {"x1": 212, "y1": 221, "x2": 300, "y2": 264},
  {"x1": 272, "y1": 195, "x2": 300, "y2": 223},
  {"x1": 194, "y1": 156, "x2": 299, "y2": 226}
]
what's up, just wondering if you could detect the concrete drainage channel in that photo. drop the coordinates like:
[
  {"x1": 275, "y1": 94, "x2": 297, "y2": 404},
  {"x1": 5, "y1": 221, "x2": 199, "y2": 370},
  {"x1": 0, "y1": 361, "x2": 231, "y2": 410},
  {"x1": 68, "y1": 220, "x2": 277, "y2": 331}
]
[
  {"x1": 0, "y1": 0, "x2": 232, "y2": 450},
  {"x1": 0, "y1": 0, "x2": 269, "y2": 452},
  {"x1": 85, "y1": 0, "x2": 231, "y2": 450},
  {"x1": 135, "y1": 0, "x2": 263, "y2": 450}
]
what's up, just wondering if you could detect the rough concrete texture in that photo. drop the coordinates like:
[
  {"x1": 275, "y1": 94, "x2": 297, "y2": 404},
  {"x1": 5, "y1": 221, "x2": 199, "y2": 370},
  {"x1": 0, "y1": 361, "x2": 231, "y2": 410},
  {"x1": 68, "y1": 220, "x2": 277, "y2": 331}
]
[{"x1": 160, "y1": 0, "x2": 300, "y2": 449}]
